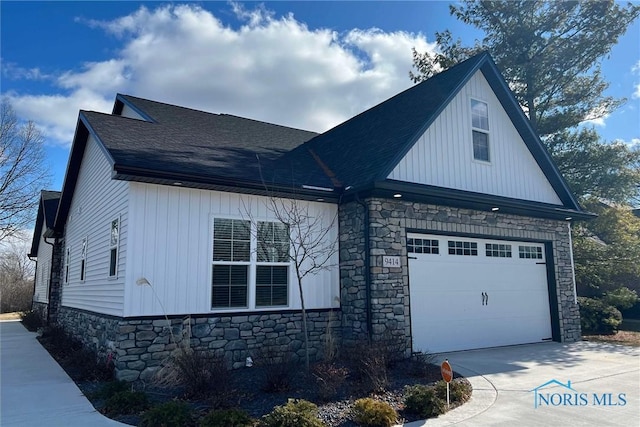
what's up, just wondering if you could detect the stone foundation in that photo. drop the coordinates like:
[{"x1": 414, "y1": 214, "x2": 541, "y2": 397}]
[
  {"x1": 56, "y1": 306, "x2": 341, "y2": 382},
  {"x1": 31, "y1": 301, "x2": 48, "y2": 323}
]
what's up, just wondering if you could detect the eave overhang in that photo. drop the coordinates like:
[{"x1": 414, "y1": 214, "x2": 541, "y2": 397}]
[
  {"x1": 112, "y1": 165, "x2": 341, "y2": 203},
  {"x1": 343, "y1": 180, "x2": 595, "y2": 221}
]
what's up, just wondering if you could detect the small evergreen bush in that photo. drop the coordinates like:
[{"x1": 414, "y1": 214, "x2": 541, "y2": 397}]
[
  {"x1": 103, "y1": 390, "x2": 149, "y2": 416},
  {"x1": 404, "y1": 384, "x2": 446, "y2": 418},
  {"x1": 579, "y1": 296, "x2": 623, "y2": 334},
  {"x1": 260, "y1": 399, "x2": 326, "y2": 427},
  {"x1": 434, "y1": 379, "x2": 472, "y2": 403},
  {"x1": 140, "y1": 400, "x2": 194, "y2": 427},
  {"x1": 199, "y1": 408, "x2": 254, "y2": 427},
  {"x1": 351, "y1": 398, "x2": 397, "y2": 427}
]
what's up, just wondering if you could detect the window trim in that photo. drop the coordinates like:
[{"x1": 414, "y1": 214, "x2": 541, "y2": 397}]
[
  {"x1": 80, "y1": 236, "x2": 87, "y2": 282},
  {"x1": 109, "y1": 216, "x2": 120, "y2": 278},
  {"x1": 64, "y1": 246, "x2": 70, "y2": 285},
  {"x1": 256, "y1": 220, "x2": 290, "y2": 307},
  {"x1": 470, "y1": 98, "x2": 490, "y2": 163},
  {"x1": 210, "y1": 216, "x2": 292, "y2": 311},
  {"x1": 211, "y1": 218, "x2": 251, "y2": 309}
]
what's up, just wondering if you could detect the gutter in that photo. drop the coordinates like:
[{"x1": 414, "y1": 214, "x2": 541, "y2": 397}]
[{"x1": 355, "y1": 194, "x2": 373, "y2": 341}]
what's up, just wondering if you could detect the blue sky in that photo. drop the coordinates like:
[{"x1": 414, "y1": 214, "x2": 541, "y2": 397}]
[{"x1": 2, "y1": 1, "x2": 639, "y2": 192}]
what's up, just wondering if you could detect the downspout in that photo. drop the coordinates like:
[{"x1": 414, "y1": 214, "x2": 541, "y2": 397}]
[
  {"x1": 567, "y1": 222, "x2": 577, "y2": 304},
  {"x1": 355, "y1": 194, "x2": 373, "y2": 341},
  {"x1": 43, "y1": 236, "x2": 56, "y2": 324}
]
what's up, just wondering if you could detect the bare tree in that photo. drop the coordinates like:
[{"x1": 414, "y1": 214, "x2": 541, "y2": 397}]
[
  {"x1": 244, "y1": 196, "x2": 339, "y2": 369},
  {"x1": 0, "y1": 99, "x2": 50, "y2": 242},
  {"x1": 0, "y1": 235, "x2": 35, "y2": 313}
]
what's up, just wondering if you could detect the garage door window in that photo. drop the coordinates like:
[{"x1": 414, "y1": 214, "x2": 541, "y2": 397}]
[
  {"x1": 486, "y1": 243, "x2": 512, "y2": 258},
  {"x1": 408, "y1": 238, "x2": 439, "y2": 254},
  {"x1": 519, "y1": 245, "x2": 543, "y2": 259},
  {"x1": 448, "y1": 240, "x2": 478, "y2": 256}
]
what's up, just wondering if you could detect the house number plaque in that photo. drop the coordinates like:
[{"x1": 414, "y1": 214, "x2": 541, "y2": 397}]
[{"x1": 382, "y1": 256, "x2": 401, "y2": 268}]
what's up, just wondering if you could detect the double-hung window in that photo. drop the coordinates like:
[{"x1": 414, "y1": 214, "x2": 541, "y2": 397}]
[
  {"x1": 211, "y1": 218, "x2": 290, "y2": 310},
  {"x1": 471, "y1": 99, "x2": 490, "y2": 162},
  {"x1": 212, "y1": 218, "x2": 250, "y2": 308},
  {"x1": 256, "y1": 222, "x2": 290, "y2": 307},
  {"x1": 109, "y1": 218, "x2": 119, "y2": 277}
]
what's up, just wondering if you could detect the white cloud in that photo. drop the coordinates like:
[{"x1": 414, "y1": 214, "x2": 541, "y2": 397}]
[{"x1": 8, "y1": 4, "x2": 436, "y2": 146}]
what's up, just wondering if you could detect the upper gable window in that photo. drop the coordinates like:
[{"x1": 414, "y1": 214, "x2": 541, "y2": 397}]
[{"x1": 471, "y1": 99, "x2": 490, "y2": 162}]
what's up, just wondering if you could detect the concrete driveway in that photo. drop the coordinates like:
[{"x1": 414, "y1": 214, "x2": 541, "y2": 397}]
[{"x1": 406, "y1": 341, "x2": 640, "y2": 426}]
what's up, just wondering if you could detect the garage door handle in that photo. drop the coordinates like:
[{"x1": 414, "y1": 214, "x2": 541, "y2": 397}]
[
  {"x1": 408, "y1": 256, "x2": 418, "y2": 259},
  {"x1": 482, "y1": 292, "x2": 488, "y2": 305}
]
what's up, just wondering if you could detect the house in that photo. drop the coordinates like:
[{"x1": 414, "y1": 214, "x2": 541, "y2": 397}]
[
  {"x1": 31, "y1": 52, "x2": 591, "y2": 381},
  {"x1": 29, "y1": 190, "x2": 61, "y2": 321}
]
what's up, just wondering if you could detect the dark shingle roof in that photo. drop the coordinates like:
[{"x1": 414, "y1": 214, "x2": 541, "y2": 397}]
[
  {"x1": 288, "y1": 53, "x2": 484, "y2": 190},
  {"x1": 52, "y1": 51, "x2": 588, "y2": 228},
  {"x1": 86, "y1": 94, "x2": 324, "y2": 187}
]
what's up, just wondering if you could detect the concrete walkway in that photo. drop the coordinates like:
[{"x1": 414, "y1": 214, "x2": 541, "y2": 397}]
[
  {"x1": 0, "y1": 320, "x2": 128, "y2": 427},
  {"x1": 405, "y1": 341, "x2": 640, "y2": 426}
]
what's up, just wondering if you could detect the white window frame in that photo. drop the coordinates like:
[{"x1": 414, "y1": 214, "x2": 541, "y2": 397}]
[
  {"x1": 109, "y1": 217, "x2": 120, "y2": 278},
  {"x1": 255, "y1": 221, "x2": 290, "y2": 308},
  {"x1": 64, "y1": 246, "x2": 70, "y2": 285},
  {"x1": 471, "y1": 98, "x2": 490, "y2": 163},
  {"x1": 210, "y1": 217, "x2": 291, "y2": 311},
  {"x1": 80, "y1": 237, "x2": 87, "y2": 282},
  {"x1": 211, "y1": 218, "x2": 251, "y2": 309}
]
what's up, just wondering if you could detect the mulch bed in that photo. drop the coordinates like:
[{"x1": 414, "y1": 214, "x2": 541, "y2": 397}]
[{"x1": 35, "y1": 326, "x2": 471, "y2": 426}]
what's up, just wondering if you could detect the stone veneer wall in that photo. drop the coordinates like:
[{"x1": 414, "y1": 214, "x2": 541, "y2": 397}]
[
  {"x1": 31, "y1": 237, "x2": 65, "y2": 326},
  {"x1": 57, "y1": 306, "x2": 341, "y2": 382},
  {"x1": 339, "y1": 198, "x2": 581, "y2": 353}
]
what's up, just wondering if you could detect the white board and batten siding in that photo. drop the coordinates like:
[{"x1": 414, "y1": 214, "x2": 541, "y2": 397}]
[
  {"x1": 61, "y1": 134, "x2": 128, "y2": 316},
  {"x1": 33, "y1": 230, "x2": 53, "y2": 303},
  {"x1": 119, "y1": 104, "x2": 146, "y2": 121},
  {"x1": 125, "y1": 182, "x2": 340, "y2": 317},
  {"x1": 388, "y1": 70, "x2": 562, "y2": 205}
]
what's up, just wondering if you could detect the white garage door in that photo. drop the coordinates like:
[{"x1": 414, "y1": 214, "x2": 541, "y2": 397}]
[{"x1": 408, "y1": 233, "x2": 553, "y2": 353}]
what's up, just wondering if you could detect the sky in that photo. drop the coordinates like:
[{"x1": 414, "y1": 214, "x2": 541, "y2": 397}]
[{"x1": 1, "y1": 1, "x2": 639, "y2": 194}]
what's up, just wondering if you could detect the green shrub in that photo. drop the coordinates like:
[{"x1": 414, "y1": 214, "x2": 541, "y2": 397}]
[
  {"x1": 140, "y1": 400, "x2": 194, "y2": 427},
  {"x1": 260, "y1": 399, "x2": 326, "y2": 427},
  {"x1": 20, "y1": 310, "x2": 43, "y2": 331},
  {"x1": 351, "y1": 398, "x2": 397, "y2": 427},
  {"x1": 103, "y1": 390, "x2": 149, "y2": 416},
  {"x1": 579, "y1": 296, "x2": 623, "y2": 334},
  {"x1": 434, "y1": 379, "x2": 472, "y2": 404},
  {"x1": 199, "y1": 408, "x2": 254, "y2": 427},
  {"x1": 404, "y1": 384, "x2": 446, "y2": 418}
]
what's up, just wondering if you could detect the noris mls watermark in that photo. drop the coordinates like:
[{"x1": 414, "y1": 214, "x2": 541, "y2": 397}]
[{"x1": 530, "y1": 379, "x2": 627, "y2": 409}]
